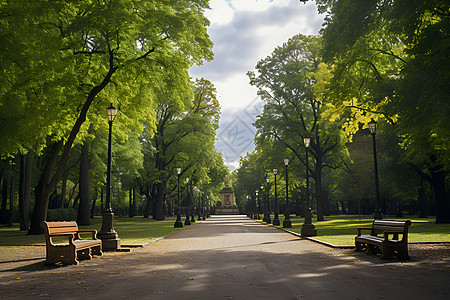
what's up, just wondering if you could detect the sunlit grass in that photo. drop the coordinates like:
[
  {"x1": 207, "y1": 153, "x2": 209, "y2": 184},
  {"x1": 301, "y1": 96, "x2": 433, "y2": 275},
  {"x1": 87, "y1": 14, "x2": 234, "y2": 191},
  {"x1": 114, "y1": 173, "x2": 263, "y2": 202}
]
[{"x1": 272, "y1": 214, "x2": 450, "y2": 246}]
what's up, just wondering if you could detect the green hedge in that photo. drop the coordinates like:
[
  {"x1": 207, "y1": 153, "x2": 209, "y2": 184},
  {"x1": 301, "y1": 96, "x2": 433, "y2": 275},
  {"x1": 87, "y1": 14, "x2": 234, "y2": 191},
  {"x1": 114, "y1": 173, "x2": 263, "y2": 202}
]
[{"x1": 46, "y1": 208, "x2": 78, "y2": 221}]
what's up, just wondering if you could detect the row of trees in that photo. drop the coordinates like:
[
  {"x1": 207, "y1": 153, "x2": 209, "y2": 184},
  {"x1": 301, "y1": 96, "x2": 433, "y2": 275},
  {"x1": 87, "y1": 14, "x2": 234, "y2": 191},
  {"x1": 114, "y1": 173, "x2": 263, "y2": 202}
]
[
  {"x1": 233, "y1": 0, "x2": 449, "y2": 223},
  {"x1": 0, "y1": 0, "x2": 228, "y2": 234}
]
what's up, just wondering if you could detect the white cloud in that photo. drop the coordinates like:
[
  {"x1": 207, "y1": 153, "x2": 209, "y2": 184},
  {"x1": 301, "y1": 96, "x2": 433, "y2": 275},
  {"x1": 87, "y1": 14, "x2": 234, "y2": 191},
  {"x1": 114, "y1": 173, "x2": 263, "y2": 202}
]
[{"x1": 190, "y1": 0, "x2": 325, "y2": 169}]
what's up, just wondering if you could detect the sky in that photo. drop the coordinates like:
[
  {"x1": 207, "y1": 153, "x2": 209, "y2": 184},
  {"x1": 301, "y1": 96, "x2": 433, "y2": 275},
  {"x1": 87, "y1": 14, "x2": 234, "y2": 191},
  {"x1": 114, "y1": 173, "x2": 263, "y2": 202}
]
[{"x1": 189, "y1": 0, "x2": 325, "y2": 170}]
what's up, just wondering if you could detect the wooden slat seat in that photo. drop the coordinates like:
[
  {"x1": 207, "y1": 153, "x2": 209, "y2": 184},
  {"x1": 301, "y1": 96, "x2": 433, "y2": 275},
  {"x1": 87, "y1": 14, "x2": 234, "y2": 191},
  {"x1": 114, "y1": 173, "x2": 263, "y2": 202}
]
[
  {"x1": 41, "y1": 221, "x2": 102, "y2": 265},
  {"x1": 355, "y1": 220, "x2": 411, "y2": 259}
]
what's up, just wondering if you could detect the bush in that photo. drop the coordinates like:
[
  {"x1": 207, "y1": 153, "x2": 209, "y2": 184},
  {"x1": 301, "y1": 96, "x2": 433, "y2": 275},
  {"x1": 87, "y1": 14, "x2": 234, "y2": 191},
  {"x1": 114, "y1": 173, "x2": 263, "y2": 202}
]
[{"x1": 46, "y1": 208, "x2": 78, "y2": 221}]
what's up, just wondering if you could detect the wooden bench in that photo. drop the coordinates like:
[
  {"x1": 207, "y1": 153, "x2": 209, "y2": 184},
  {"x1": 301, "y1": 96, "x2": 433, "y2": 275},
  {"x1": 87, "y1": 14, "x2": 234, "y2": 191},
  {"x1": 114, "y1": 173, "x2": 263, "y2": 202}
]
[
  {"x1": 41, "y1": 221, "x2": 102, "y2": 265},
  {"x1": 355, "y1": 220, "x2": 411, "y2": 259}
]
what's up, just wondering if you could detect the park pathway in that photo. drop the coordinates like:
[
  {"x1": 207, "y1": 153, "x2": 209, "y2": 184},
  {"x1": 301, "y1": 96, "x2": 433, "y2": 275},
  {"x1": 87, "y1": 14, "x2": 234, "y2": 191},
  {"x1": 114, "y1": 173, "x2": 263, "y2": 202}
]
[{"x1": 1, "y1": 215, "x2": 449, "y2": 299}]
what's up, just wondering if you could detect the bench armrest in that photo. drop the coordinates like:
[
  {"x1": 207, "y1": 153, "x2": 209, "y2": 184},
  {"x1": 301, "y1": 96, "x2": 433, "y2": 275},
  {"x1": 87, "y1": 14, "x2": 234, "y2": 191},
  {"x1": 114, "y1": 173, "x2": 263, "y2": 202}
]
[
  {"x1": 356, "y1": 227, "x2": 372, "y2": 236},
  {"x1": 48, "y1": 233, "x2": 76, "y2": 246},
  {"x1": 383, "y1": 230, "x2": 404, "y2": 241},
  {"x1": 76, "y1": 230, "x2": 98, "y2": 239}
]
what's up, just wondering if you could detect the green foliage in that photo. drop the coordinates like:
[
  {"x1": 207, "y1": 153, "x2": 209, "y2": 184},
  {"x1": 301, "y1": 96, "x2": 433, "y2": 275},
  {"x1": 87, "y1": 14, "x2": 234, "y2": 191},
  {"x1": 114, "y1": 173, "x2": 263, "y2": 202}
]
[
  {"x1": 319, "y1": 0, "x2": 449, "y2": 222},
  {"x1": 46, "y1": 208, "x2": 78, "y2": 222}
]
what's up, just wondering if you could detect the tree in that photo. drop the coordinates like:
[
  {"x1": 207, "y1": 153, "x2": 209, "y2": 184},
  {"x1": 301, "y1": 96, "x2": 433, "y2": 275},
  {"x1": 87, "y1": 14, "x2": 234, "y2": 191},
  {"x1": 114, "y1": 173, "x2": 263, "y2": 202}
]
[
  {"x1": 320, "y1": 0, "x2": 450, "y2": 222},
  {"x1": 138, "y1": 78, "x2": 222, "y2": 220},
  {"x1": 0, "y1": 0, "x2": 214, "y2": 233},
  {"x1": 248, "y1": 34, "x2": 347, "y2": 221}
]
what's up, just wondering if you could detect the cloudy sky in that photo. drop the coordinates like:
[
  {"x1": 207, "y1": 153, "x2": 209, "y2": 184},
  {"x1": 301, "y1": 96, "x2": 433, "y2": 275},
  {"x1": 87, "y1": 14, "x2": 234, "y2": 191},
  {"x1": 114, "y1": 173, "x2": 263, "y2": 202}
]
[{"x1": 190, "y1": 0, "x2": 324, "y2": 170}]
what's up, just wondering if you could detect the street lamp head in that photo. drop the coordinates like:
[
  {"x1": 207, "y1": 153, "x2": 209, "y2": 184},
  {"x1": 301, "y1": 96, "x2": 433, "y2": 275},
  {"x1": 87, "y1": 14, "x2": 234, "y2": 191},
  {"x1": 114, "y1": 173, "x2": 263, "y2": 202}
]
[
  {"x1": 273, "y1": 169, "x2": 278, "y2": 175},
  {"x1": 368, "y1": 119, "x2": 377, "y2": 135},
  {"x1": 186, "y1": 178, "x2": 189, "y2": 184},
  {"x1": 106, "y1": 103, "x2": 117, "y2": 122},
  {"x1": 261, "y1": 185, "x2": 264, "y2": 190},
  {"x1": 303, "y1": 137, "x2": 311, "y2": 148},
  {"x1": 255, "y1": 190, "x2": 258, "y2": 196},
  {"x1": 284, "y1": 158, "x2": 289, "y2": 166},
  {"x1": 176, "y1": 168, "x2": 181, "y2": 175},
  {"x1": 266, "y1": 178, "x2": 270, "y2": 183}
]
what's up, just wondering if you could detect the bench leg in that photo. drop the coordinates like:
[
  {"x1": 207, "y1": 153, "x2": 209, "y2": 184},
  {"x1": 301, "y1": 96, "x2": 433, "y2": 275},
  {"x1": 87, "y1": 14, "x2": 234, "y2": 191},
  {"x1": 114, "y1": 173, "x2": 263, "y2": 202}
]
[
  {"x1": 397, "y1": 245, "x2": 410, "y2": 260},
  {"x1": 77, "y1": 249, "x2": 92, "y2": 261},
  {"x1": 61, "y1": 246, "x2": 78, "y2": 265},
  {"x1": 355, "y1": 241, "x2": 364, "y2": 251},
  {"x1": 367, "y1": 244, "x2": 377, "y2": 254},
  {"x1": 91, "y1": 245, "x2": 102, "y2": 256},
  {"x1": 381, "y1": 244, "x2": 393, "y2": 259}
]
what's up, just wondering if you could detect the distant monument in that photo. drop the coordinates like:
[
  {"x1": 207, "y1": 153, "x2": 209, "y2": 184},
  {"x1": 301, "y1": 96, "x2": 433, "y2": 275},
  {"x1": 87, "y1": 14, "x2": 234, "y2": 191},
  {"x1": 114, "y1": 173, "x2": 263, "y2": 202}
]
[{"x1": 216, "y1": 175, "x2": 239, "y2": 215}]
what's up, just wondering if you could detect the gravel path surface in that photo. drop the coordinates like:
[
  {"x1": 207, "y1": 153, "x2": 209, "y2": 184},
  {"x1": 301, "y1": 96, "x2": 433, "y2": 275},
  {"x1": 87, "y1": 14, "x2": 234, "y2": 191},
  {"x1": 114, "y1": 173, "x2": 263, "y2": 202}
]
[{"x1": 1, "y1": 215, "x2": 449, "y2": 299}]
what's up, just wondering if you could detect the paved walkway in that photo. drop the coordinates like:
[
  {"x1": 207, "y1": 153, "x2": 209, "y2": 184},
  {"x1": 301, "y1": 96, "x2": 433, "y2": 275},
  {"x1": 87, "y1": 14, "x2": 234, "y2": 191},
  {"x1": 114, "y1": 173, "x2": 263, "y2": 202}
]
[{"x1": 1, "y1": 215, "x2": 449, "y2": 299}]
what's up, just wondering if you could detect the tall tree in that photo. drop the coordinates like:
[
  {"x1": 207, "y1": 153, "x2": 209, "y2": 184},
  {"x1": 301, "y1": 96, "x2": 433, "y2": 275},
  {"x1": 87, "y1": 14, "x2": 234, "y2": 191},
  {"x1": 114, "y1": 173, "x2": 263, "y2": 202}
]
[
  {"x1": 320, "y1": 0, "x2": 450, "y2": 222},
  {"x1": 138, "y1": 78, "x2": 222, "y2": 220},
  {"x1": 248, "y1": 34, "x2": 347, "y2": 220},
  {"x1": 0, "y1": 0, "x2": 213, "y2": 234}
]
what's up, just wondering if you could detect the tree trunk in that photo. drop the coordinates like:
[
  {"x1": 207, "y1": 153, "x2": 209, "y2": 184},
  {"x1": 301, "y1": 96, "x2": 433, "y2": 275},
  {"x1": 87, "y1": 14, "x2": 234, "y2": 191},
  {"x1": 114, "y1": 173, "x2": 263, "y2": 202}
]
[
  {"x1": 7, "y1": 165, "x2": 15, "y2": 227},
  {"x1": 314, "y1": 157, "x2": 324, "y2": 221},
  {"x1": 91, "y1": 188, "x2": 97, "y2": 219},
  {"x1": 128, "y1": 187, "x2": 134, "y2": 218},
  {"x1": 431, "y1": 169, "x2": 449, "y2": 223},
  {"x1": 19, "y1": 154, "x2": 27, "y2": 230},
  {"x1": 77, "y1": 145, "x2": 91, "y2": 225},
  {"x1": 154, "y1": 182, "x2": 165, "y2": 221},
  {"x1": 1, "y1": 176, "x2": 7, "y2": 212},
  {"x1": 60, "y1": 175, "x2": 67, "y2": 209}
]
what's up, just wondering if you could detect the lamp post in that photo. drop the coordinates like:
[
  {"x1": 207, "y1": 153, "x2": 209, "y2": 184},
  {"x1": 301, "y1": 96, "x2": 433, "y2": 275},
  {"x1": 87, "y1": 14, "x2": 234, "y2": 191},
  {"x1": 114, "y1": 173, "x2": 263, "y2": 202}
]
[
  {"x1": 98, "y1": 103, "x2": 120, "y2": 250},
  {"x1": 301, "y1": 137, "x2": 317, "y2": 236},
  {"x1": 263, "y1": 178, "x2": 271, "y2": 223},
  {"x1": 185, "y1": 178, "x2": 191, "y2": 225},
  {"x1": 273, "y1": 169, "x2": 280, "y2": 226},
  {"x1": 255, "y1": 190, "x2": 260, "y2": 219},
  {"x1": 174, "y1": 168, "x2": 183, "y2": 228},
  {"x1": 260, "y1": 185, "x2": 264, "y2": 219},
  {"x1": 283, "y1": 158, "x2": 292, "y2": 228},
  {"x1": 368, "y1": 119, "x2": 382, "y2": 220}
]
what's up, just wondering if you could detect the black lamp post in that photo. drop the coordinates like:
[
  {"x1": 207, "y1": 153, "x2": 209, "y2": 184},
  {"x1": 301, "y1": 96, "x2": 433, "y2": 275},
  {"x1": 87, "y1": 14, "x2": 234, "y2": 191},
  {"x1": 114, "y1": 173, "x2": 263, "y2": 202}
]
[
  {"x1": 283, "y1": 158, "x2": 292, "y2": 228},
  {"x1": 263, "y1": 178, "x2": 271, "y2": 223},
  {"x1": 273, "y1": 169, "x2": 280, "y2": 226},
  {"x1": 185, "y1": 178, "x2": 191, "y2": 225},
  {"x1": 301, "y1": 137, "x2": 317, "y2": 236},
  {"x1": 174, "y1": 168, "x2": 183, "y2": 228},
  {"x1": 255, "y1": 190, "x2": 260, "y2": 220},
  {"x1": 369, "y1": 119, "x2": 382, "y2": 220},
  {"x1": 98, "y1": 103, "x2": 121, "y2": 251},
  {"x1": 190, "y1": 183, "x2": 195, "y2": 223}
]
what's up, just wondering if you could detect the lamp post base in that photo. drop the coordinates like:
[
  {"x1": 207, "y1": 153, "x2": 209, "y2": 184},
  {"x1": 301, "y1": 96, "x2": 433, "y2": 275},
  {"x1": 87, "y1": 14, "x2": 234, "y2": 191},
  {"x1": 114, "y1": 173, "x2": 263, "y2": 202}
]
[
  {"x1": 272, "y1": 214, "x2": 280, "y2": 226},
  {"x1": 97, "y1": 211, "x2": 120, "y2": 251},
  {"x1": 283, "y1": 219, "x2": 292, "y2": 228},
  {"x1": 301, "y1": 224, "x2": 317, "y2": 237},
  {"x1": 185, "y1": 215, "x2": 191, "y2": 226},
  {"x1": 174, "y1": 214, "x2": 183, "y2": 228},
  {"x1": 301, "y1": 208, "x2": 317, "y2": 237},
  {"x1": 263, "y1": 213, "x2": 271, "y2": 224},
  {"x1": 283, "y1": 211, "x2": 292, "y2": 228}
]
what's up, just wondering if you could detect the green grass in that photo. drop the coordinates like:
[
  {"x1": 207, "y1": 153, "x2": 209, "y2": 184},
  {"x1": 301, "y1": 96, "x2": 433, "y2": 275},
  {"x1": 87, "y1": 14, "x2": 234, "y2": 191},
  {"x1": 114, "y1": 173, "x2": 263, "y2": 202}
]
[
  {"x1": 0, "y1": 216, "x2": 188, "y2": 246},
  {"x1": 275, "y1": 214, "x2": 450, "y2": 246}
]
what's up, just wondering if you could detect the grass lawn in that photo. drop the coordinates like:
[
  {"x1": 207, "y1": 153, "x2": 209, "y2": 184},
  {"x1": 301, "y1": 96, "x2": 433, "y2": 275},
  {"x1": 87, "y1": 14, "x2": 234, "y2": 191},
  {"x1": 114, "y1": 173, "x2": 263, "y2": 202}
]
[
  {"x1": 274, "y1": 214, "x2": 450, "y2": 246},
  {"x1": 0, "y1": 216, "x2": 188, "y2": 247}
]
